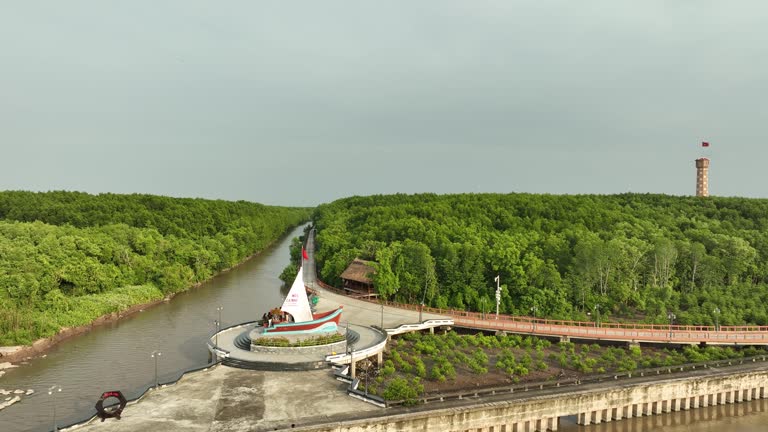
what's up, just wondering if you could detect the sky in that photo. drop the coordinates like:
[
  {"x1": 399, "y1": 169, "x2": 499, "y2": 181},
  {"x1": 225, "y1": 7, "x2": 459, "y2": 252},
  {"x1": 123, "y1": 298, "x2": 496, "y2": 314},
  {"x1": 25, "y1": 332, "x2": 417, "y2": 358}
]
[{"x1": 1, "y1": 1, "x2": 767, "y2": 207}]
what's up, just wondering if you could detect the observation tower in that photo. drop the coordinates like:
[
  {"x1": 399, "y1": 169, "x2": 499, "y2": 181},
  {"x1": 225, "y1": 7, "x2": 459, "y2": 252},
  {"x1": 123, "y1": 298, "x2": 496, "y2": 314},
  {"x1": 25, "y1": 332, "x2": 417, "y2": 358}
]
[{"x1": 695, "y1": 158, "x2": 710, "y2": 197}]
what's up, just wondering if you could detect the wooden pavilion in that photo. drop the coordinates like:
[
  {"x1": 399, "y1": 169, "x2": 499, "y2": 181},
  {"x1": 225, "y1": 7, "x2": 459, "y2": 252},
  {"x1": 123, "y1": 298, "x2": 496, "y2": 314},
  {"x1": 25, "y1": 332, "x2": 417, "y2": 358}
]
[{"x1": 340, "y1": 258, "x2": 376, "y2": 296}]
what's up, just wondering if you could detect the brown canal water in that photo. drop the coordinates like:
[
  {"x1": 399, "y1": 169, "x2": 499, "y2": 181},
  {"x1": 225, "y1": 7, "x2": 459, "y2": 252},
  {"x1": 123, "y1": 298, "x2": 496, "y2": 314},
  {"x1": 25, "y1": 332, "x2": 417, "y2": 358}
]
[{"x1": 0, "y1": 225, "x2": 303, "y2": 432}]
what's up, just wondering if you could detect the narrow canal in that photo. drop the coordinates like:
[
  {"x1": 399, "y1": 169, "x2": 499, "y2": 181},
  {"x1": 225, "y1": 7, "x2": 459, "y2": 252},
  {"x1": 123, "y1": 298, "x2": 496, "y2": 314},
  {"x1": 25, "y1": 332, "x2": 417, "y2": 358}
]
[{"x1": 0, "y1": 225, "x2": 303, "y2": 432}]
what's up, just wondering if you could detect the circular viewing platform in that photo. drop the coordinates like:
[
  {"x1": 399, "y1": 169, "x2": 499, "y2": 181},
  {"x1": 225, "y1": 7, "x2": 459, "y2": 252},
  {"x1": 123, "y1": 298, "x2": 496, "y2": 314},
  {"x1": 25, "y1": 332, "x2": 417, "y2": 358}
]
[{"x1": 210, "y1": 322, "x2": 384, "y2": 371}]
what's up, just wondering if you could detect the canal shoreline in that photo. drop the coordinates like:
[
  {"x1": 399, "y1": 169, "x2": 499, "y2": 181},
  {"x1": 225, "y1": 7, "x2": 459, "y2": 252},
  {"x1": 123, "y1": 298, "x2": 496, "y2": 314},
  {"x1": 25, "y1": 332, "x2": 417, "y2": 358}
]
[{"x1": 0, "y1": 225, "x2": 305, "y2": 365}]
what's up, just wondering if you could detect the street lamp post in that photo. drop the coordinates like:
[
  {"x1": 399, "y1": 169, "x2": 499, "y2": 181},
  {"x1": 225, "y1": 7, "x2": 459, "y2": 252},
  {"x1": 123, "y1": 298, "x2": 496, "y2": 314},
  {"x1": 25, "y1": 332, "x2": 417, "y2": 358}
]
[
  {"x1": 216, "y1": 306, "x2": 223, "y2": 328},
  {"x1": 667, "y1": 312, "x2": 676, "y2": 339},
  {"x1": 714, "y1": 307, "x2": 721, "y2": 331},
  {"x1": 494, "y1": 275, "x2": 501, "y2": 320},
  {"x1": 151, "y1": 350, "x2": 162, "y2": 388},
  {"x1": 531, "y1": 305, "x2": 538, "y2": 332},
  {"x1": 419, "y1": 276, "x2": 428, "y2": 323},
  {"x1": 214, "y1": 319, "x2": 221, "y2": 348},
  {"x1": 380, "y1": 302, "x2": 384, "y2": 329},
  {"x1": 348, "y1": 342, "x2": 356, "y2": 380},
  {"x1": 48, "y1": 385, "x2": 62, "y2": 432}
]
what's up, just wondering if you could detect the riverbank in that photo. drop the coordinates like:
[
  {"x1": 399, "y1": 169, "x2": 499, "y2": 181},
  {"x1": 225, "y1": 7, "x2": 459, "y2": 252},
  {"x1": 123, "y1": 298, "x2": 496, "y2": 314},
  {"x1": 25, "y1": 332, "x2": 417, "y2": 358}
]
[
  {"x1": 0, "y1": 294, "x2": 168, "y2": 364},
  {"x1": 0, "y1": 225, "x2": 306, "y2": 365}
]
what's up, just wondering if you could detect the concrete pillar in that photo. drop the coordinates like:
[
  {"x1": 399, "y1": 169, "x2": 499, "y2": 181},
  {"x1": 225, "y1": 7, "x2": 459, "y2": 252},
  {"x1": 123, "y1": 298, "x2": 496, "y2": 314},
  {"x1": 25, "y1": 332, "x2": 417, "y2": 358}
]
[
  {"x1": 725, "y1": 391, "x2": 733, "y2": 403},
  {"x1": 651, "y1": 401, "x2": 661, "y2": 415},
  {"x1": 701, "y1": 395, "x2": 709, "y2": 407},
  {"x1": 429, "y1": 327, "x2": 434, "y2": 335},
  {"x1": 377, "y1": 351, "x2": 383, "y2": 364},
  {"x1": 591, "y1": 410, "x2": 602, "y2": 424},
  {"x1": 350, "y1": 360, "x2": 356, "y2": 378},
  {"x1": 681, "y1": 397, "x2": 690, "y2": 410},
  {"x1": 534, "y1": 418, "x2": 543, "y2": 431},
  {"x1": 746, "y1": 389, "x2": 754, "y2": 401},
  {"x1": 642, "y1": 402, "x2": 650, "y2": 416},
  {"x1": 576, "y1": 413, "x2": 588, "y2": 425},
  {"x1": 601, "y1": 409, "x2": 610, "y2": 422},
  {"x1": 547, "y1": 417, "x2": 558, "y2": 431},
  {"x1": 631, "y1": 404, "x2": 640, "y2": 417},
  {"x1": 671, "y1": 399, "x2": 679, "y2": 411},
  {"x1": 736, "y1": 389, "x2": 744, "y2": 403},
  {"x1": 514, "y1": 421, "x2": 526, "y2": 431},
  {"x1": 612, "y1": 407, "x2": 622, "y2": 421},
  {"x1": 691, "y1": 396, "x2": 700, "y2": 409},
  {"x1": 663, "y1": 400, "x2": 672, "y2": 413},
  {"x1": 622, "y1": 405, "x2": 631, "y2": 419}
]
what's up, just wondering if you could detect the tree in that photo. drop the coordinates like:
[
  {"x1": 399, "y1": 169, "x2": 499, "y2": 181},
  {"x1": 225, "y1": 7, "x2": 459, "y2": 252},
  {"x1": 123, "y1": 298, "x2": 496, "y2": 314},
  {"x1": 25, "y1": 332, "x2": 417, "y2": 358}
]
[{"x1": 652, "y1": 238, "x2": 677, "y2": 289}]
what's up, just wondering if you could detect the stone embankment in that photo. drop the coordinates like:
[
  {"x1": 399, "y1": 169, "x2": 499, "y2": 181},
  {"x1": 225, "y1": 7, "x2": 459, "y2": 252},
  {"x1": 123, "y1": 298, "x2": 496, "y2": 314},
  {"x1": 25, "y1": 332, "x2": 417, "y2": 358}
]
[{"x1": 283, "y1": 362, "x2": 768, "y2": 432}]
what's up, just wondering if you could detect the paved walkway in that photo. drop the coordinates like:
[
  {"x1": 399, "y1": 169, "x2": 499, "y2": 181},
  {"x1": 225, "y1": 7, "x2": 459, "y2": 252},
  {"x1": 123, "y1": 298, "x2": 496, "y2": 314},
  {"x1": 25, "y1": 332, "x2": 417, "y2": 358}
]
[{"x1": 71, "y1": 366, "x2": 380, "y2": 432}]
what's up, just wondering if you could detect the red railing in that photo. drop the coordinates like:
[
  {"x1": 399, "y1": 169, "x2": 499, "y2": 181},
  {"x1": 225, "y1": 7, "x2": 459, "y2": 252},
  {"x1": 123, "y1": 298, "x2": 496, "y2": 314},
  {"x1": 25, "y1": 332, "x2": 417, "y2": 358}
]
[
  {"x1": 311, "y1": 258, "x2": 768, "y2": 344},
  {"x1": 319, "y1": 283, "x2": 768, "y2": 344}
]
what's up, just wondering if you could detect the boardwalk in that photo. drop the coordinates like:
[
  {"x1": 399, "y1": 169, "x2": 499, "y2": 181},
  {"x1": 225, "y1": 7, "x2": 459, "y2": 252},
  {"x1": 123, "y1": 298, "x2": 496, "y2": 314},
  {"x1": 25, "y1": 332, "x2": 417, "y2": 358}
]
[{"x1": 379, "y1": 301, "x2": 768, "y2": 345}]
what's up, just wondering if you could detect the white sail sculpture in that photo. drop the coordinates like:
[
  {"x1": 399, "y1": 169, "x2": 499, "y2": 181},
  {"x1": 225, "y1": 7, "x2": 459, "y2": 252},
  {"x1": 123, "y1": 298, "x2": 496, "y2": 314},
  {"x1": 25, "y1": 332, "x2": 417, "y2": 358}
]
[{"x1": 280, "y1": 266, "x2": 314, "y2": 323}]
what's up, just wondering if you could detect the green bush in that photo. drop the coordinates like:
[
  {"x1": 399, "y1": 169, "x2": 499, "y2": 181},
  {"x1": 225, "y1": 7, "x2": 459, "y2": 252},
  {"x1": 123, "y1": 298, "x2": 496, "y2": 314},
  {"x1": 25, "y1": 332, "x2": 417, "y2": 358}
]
[
  {"x1": 381, "y1": 359, "x2": 396, "y2": 376},
  {"x1": 383, "y1": 377, "x2": 422, "y2": 404},
  {"x1": 413, "y1": 357, "x2": 427, "y2": 378}
]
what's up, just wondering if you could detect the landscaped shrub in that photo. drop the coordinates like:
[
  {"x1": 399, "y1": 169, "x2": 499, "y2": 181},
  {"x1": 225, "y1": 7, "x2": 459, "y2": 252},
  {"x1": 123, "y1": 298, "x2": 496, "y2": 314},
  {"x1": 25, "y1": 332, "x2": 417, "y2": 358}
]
[
  {"x1": 414, "y1": 357, "x2": 427, "y2": 378},
  {"x1": 383, "y1": 377, "x2": 421, "y2": 405}
]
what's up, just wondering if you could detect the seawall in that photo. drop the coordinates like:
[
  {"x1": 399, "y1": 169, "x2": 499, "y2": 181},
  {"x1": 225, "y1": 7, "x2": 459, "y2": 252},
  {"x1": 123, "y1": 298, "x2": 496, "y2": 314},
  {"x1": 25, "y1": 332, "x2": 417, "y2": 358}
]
[{"x1": 287, "y1": 364, "x2": 768, "y2": 432}]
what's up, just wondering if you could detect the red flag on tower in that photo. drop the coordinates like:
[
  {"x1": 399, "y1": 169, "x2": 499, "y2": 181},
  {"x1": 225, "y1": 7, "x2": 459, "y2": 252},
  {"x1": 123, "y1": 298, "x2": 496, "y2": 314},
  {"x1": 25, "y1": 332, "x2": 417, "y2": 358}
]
[
  {"x1": 302, "y1": 247, "x2": 308, "y2": 260},
  {"x1": 702, "y1": 141, "x2": 710, "y2": 147}
]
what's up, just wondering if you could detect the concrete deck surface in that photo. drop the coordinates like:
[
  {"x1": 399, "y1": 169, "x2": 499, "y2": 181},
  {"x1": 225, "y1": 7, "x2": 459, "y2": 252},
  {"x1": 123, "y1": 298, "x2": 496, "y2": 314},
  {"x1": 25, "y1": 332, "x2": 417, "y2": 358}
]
[{"x1": 71, "y1": 365, "x2": 379, "y2": 432}]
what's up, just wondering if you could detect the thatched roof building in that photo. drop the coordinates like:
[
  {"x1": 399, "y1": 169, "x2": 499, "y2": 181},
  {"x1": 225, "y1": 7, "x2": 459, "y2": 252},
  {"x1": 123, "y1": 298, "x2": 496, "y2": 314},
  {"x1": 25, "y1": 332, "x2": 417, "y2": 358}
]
[{"x1": 340, "y1": 258, "x2": 376, "y2": 294}]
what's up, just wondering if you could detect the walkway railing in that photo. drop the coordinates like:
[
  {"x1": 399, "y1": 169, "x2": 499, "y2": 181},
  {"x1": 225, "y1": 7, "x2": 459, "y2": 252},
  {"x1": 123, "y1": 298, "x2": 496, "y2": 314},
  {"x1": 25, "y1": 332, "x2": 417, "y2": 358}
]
[
  {"x1": 369, "y1": 300, "x2": 768, "y2": 345},
  {"x1": 315, "y1": 280, "x2": 768, "y2": 345}
]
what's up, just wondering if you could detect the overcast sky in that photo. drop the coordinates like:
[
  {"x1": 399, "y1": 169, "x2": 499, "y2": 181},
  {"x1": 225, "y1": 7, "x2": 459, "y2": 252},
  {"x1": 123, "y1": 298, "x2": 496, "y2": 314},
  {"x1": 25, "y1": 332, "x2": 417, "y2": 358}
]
[{"x1": 2, "y1": 1, "x2": 766, "y2": 206}]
